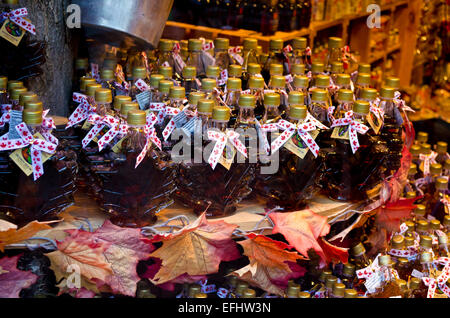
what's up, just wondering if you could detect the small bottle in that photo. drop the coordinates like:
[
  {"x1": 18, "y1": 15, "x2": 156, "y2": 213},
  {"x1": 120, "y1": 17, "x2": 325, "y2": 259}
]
[
  {"x1": 397, "y1": 279, "x2": 410, "y2": 298},
  {"x1": 149, "y1": 74, "x2": 164, "y2": 103},
  {"x1": 438, "y1": 234, "x2": 449, "y2": 257},
  {"x1": 324, "y1": 275, "x2": 337, "y2": 297},
  {"x1": 100, "y1": 69, "x2": 115, "y2": 90},
  {"x1": 354, "y1": 73, "x2": 371, "y2": 99},
  {"x1": 18, "y1": 92, "x2": 38, "y2": 111},
  {"x1": 73, "y1": 58, "x2": 89, "y2": 92},
  {"x1": 186, "y1": 91, "x2": 206, "y2": 115},
  {"x1": 187, "y1": 39, "x2": 206, "y2": 77},
  {"x1": 206, "y1": 65, "x2": 221, "y2": 82},
  {"x1": 413, "y1": 204, "x2": 427, "y2": 221},
  {"x1": 188, "y1": 284, "x2": 202, "y2": 298},
  {"x1": 385, "y1": 77, "x2": 400, "y2": 91},
  {"x1": 419, "y1": 251, "x2": 434, "y2": 277},
  {"x1": 157, "y1": 39, "x2": 175, "y2": 68},
  {"x1": 201, "y1": 78, "x2": 218, "y2": 104},
  {"x1": 182, "y1": 66, "x2": 199, "y2": 95},
  {"x1": 418, "y1": 235, "x2": 433, "y2": 254},
  {"x1": 159, "y1": 66, "x2": 173, "y2": 81},
  {"x1": 245, "y1": 63, "x2": 263, "y2": 89},
  {"x1": 94, "y1": 88, "x2": 113, "y2": 117},
  {"x1": 242, "y1": 38, "x2": 259, "y2": 70},
  {"x1": 116, "y1": 98, "x2": 136, "y2": 121},
  {"x1": 326, "y1": 37, "x2": 343, "y2": 70},
  {"x1": 430, "y1": 177, "x2": 449, "y2": 222},
  {"x1": 130, "y1": 66, "x2": 149, "y2": 99},
  {"x1": 314, "y1": 75, "x2": 332, "y2": 103},
  {"x1": 262, "y1": 92, "x2": 281, "y2": 124},
  {"x1": 395, "y1": 258, "x2": 411, "y2": 281},
  {"x1": 406, "y1": 163, "x2": 419, "y2": 194},
  {"x1": 286, "y1": 284, "x2": 301, "y2": 298},
  {"x1": 263, "y1": 39, "x2": 285, "y2": 82},
  {"x1": 410, "y1": 144, "x2": 422, "y2": 169},
  {"x1": 350, "y1": 243, "x2": 371, "y2": 270},
  {"x1": 291, "y1": 37, "x2": 308, "y2": 65},
  {"x1": 225, "y1": 77, "x2": 242, "y2": 125},
  {"x1": 85, "y1": 83, "x2": 102, "y2": 111},
  {"x1": 389, "y1": 234, "x2": 405, "y2": 262},
  {"x1": 229, "y1": 64, "x2": 243, "y2": 82},
  {"x1": 344, "y1": 289, "x2": 357, "y2": 298},
  {"x1": 335, "y1": 74, "x2": 351, "y2": 90},
  {"x1": 416, "y1": 221, "x2": 430, "y2": 237},
  {"x1": 335, "y1": 89, "x2": 354, "y2": 114},
  {"x1": 214, "y1": 38, "x2": 232, "y2": 71},
  {"x1": 415, "y1": 131, "x2": 428, "y2": 145},
  {"x1": 379, "y1": 86, "x2": 402, "y2": 127},
  {"x1": 330, "y1": 62, "x2": 344, "y2": 83},
  {"x1": 157, "y1": 80, "x2": 174, "y2": 103},
  {"x1": 248, "y1": 76, "x2": 265, "y2": 119},
  {"x1": 435, "y1": 142, "x2": 448, "y2": 165},
  {"x1": 197, "y1": 99, "x2": 214, "y2": 135},
  {"x1": 10, "y1": 87, "x2": 28, "y2": 110},
  {"x1": 291, "y1": 63, "x2": 306, "y2": 77},
  {"x1": 269, "y1": 75, "x2": 288, "y2": 114},
  {"x1": 341, "y1": 263, "x2": 356, "y2": 289},
  {"x1": 371, "y1": 255, "x2": 400, "y2": 298},
  {"x1": 409, "y1": 277, "x2": 427, "y2": 298},
  {"x1": 309, "y1": 89, "x2": 329, "y2": 126},
  {"x1": 330, "y1": 283, "x2": 345, "y2": 298}
]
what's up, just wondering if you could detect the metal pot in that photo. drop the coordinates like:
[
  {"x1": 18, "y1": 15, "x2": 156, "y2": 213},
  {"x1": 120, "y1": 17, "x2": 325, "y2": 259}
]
[{"x1": 72, "y1": 0, "x2": 174, "y2": 50}]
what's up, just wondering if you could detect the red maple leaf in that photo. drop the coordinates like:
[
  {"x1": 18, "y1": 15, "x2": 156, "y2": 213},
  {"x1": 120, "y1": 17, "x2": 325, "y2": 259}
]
[
  {"x1": 375, "y1": 197, "x2": 418, "y2": 233},
  {"x1": 0, "y1": 255, "x2": 38, "y2": 298}
]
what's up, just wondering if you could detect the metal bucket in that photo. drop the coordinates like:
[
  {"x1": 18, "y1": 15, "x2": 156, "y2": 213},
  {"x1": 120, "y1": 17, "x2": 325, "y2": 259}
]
[{"x1": 72, "y1": 0, "x2": 174, "y2": 50}]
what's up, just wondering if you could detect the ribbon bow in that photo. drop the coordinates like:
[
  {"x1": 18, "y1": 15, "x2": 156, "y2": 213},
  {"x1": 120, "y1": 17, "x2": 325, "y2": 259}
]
[
  {"x1": 283, "y1": 45, "x2": 293, "y2": 54},
  {"x1": 2, "y1": 8, "x2": 36, "y2": 35},
  {"x1": 331, "y1": 111, "x2": 369, "y2": 153},
  {"x1": 135, "y1": 112, "x2": 162, "y2": 168},
  {"x1": 81, "y1": 114, "x2": 111, "y2": 148},
  {"x1": 0, "y1": 123, "x2": 56, "y2": 180},
  {"x1": 97, "y1": 116, "x2": 128, "y2": 151},
  {"x1": 422, "y1": 277, "x2": 437, "y2": 298},
  {"x1": 66, "y1": 93, "x2": 95, "y2": 129},
  {"x1": 270, "y1": 118, "x2": 321, "y2": 157},
  {"x1": 259, "y1": 122, "x2": 278, "y2": 155},
  {"x1": 207, "y1": 130, "x2": 247, "y2": 170},
  {"x1": 370, "y1": 98, "x2": 385, "y2": 121},
  {"x1": 419, "y1": 151, "x2": 438, "y2": 176}
]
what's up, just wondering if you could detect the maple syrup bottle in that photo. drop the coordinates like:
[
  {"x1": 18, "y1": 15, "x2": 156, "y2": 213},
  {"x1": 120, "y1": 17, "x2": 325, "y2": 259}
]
[
  {"x1": 293, "y1": 75, "x2": 309, "y2": 97},
  {"x1": 10, "y1": 87, "x2": 28, "y2": 110},
  {"x1": 94, "y1": 89, "x2": 113, "y2": 117},
  {"x1": 350, "y1": 243, "x2": 371, "y2": 270},
  {"x1": 113, "y1": 95, "x2": 132, "y2": 117},
  {"x1": 188, "y1": 284, "x2": 202, "y2": 298},
  {"x1": 206, "y1": 65, "x2": 221, "y2": 86},
  {"x1": 326, "y1": 37, "x2": 343, "y2": 71},
  {"x1": 214, "y1": 38, "x2": 231, "y2": 72},
  {"x1": 330, "y1": 62, "x2": 344, "y2": 83},
  {"x1": 129, "y1": 66, "x2": 148, "y2": 100},
  {"x1": 371, "y1": 255, "x2": 403, "y2": 298},
  {"x1": 435, "y1": 142, "x2": 448, "y2": 165},
  {"x1": 159, "y1": 66, "x2": 173, "y2": 82},
  {"x1": 286, "y1": 284, "x2": 301, "y2": 298},
  {"x1": 262, "y1": 39, "x2": 286, "y2": 82},
  {"x1": 340, "y1": 263, "x2": 356, "y2": 289},
  {"x1": 410, "y1": 144, "x2": 422, "y2": 171},
  {"x1": 335, "y1": 89, "x2": 354, "y2": 114},
  {"x1": 229, "y1": 64, "x2": 244, "y2": 84},
  {"x1": 225, "y1": 77, "x2": 242, "y2": 126},
  {"x1": 181, "y1": 66, "x2": 199, "y2": 95},
  {"x1": 438, "y1": 234, "x2": 449, "y2": 257},
  {"x1": 430, "y1": 177, "x2": 449, "y2": 222},
  {"x1": 187, "y1": 39, "x2": 206, "y2": 78},
  {"x1": 334, "y1": 74, "x2": 351, "y2": 91},
  {"x1": 354, "y1": 73, "x2": 371, "y2": 100},
  {"x1": 157, "y1": 39, "x2": 175, "y2": 68},
  {"x1": 291, "y1": 64, "x2": 306, "y2": 77},
  {"x1": 310, "y1": 62, "x2": 325, "y2": 85},
  {"x1": 291, "y1": 37, "x2": 308, "y2": 65},
  {"x1": 201, "y1": 78, "x2": 218, "y2": 104},
  {"x1": 413, "y1": 204, "x2": 427, "y2": 221},
  {"x1": 308, "y1": 89, "x2": 329, "y2": 126},
  {"x1": 157, "y1": 80, "x2": 174, "y2": 104},
  {"x1": 315, "y1": 75, "x2": 332, "y2": 102},
  {"x1": 324, "y1": 275, "x2": 337, "y2": 298},
  {"x1": 148, "y1": 74, "x2": 164, "y2": 104},
  {"x1": 261, "y1": 92, "x2": 281, "y2": 124},
  {"x1": 244, "y1": 63, "x2": 262, "y2": 89},
  {"x1": 186, "y1": 91, "x2": 206, "y2": 115},
  {"x1": 99, "y1": 69, "x2": 115, "y2": 91},
  {"x1": 330, "y1": 283, "x2": 345, "y2": 298},
  {"x1": 99, "y1": 110, "x2": 175, "y2": 227},
  {"x1": 415, "y1": 131, "x2": 428, "y2": 145},
  {"x1": 389, "y1": 235, "x2": 405, "y2": 262},
  {"x1": 269, "y1": 75, "x2": 288, "y2": 115},
  {"x1": 247, "y1": 76, "x2": 265, "y2": 120},
  {"x1": 242, "y1": 38, "x2": 259, "y2": 71},
  {"x1": 344, "y1": 289, "x2": 357, "y2": 298},
  {"x1": 409, "y1": 277, "x2": 426, "y2": 298},
  {"x1": 18, "y1": 91, "x2": 38, "y2": 111},
  {"x1": 0, "y1": 76, "x2": 7, "y2": 105}
]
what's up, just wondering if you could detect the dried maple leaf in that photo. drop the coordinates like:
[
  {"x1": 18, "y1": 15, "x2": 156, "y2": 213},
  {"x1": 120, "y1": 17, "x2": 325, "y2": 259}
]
[
  {"x1": 148, "y1": 213, "x2": 240, "y2": 285},
  {"x1": 375, "y1": 197, "x2": 417, "y2": 233},
  {"x1": 0, "y1": 220, "x2": 56, "y2": 252},
  {"x1": 317, "y1": 237, "x2": 348, "y2": 264},
  {"x1": 0, "y1": 255, "x2": 38, "y2": 298},
  {"x1": 232, "y1": 263, "x2": 284, "y2": 296}
]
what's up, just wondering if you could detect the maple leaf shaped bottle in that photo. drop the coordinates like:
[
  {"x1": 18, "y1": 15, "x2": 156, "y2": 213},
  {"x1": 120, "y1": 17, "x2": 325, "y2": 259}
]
[
  {"x1": 0, "y1": 109, "x2": 74, "y2": 227},
  {"x1": 98, "y1": 110, "x2": 176, "y2": 227}
]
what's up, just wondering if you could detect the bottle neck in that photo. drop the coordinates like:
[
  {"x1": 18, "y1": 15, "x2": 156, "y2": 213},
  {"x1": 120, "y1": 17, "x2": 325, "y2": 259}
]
[{"x1": 211, "y1": 119, "x2": 228, "y2": 132}]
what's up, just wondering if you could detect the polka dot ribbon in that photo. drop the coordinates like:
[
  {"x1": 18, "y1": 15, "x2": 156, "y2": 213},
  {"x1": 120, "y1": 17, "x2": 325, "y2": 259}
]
[
  {"x1": 2, "y1": 8, "x2": 36, "y2": 35},
  {"x1": 0, "y1": 122, "x2": 57, "y2": 180},
  {"x1": 207, "y1": 129, "x2": 247, "y2": 170},
  {"x1": 0, "y1": 105, "x2": 12, "y2": 128},
  {"x1": 97, "y1": 116, "x2": 127, "y2": 151},
  {"x1": 370, "y1": 98, "x2": 384, "y2": 121},
  {"x1": 270, "y1": 118, "x2": 321, "y2": 158},
  {"x1": 218, "y1": 69, "x2": 228, "y2": 86},
  {"x1": 330, "y1": 111, "x2": 369, "y2": 154},
  {"x1": 81, "y1": 114, "x2": 108, "y2": 149},
  {"x1": 161, "y1": 106, "x2": 181, "y2": 141},
  {"x1": 135, "y1": 112, "x2": 161, "y2": 168},
  {"x1": 66, "y1": 93, "x2": 95, "y2": 129},
  {"x1": 258, "y1": 121, "x2": 278, "y2": 155},
  {"x1": 135, "y1": 79, "x2": 150, "y2": 92}
]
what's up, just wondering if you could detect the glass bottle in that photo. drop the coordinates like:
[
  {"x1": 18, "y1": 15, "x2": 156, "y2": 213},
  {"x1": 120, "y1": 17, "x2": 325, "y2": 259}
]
[
  {"x1": 354, "y1": 73, "x2": 371, "y2": 100},
  {"x1": 113, "y1": 95, "x2": 132, "y2": 117},
  {"x1": 130, "y1": 66, "x2": 149, "y2": 100},
  {"x1": 214, "y1": 38, "x2": 231, "y2": 71},
  {"x1": 395, "y1": 258, "x2": 412, "y2": 281},
  {"x1": 410, "y1": 144, "x2": 422, "y2": 170},
  {"x1": 291, "y1": 63, "x2": 305, "y2": 77},
  {"x1": 413, "y1": 204, "x2": 427, "y2": 221},
  {"x1": 389, "y1": 234, "x2": 405, "y2": 262},
  {"x1": 350, "y1": 243, "x2": 371, "y2": 270},
  {"x1": 206, "y1": 65, "x2": 221, "y2": 82},
  {"x1": 201, "y1": 78, "x2": 218, "y2": 104},
  {"x1": 229, "y1": 64, "x2": 243, "y2": 82},
  {"x1": 225, "y1": 77, "x2": 242, "y2": 126},
  {"x1": 341, "y1": 263, "x2": 356, "y2": 289},
  {"x1": 269, "y1": 75, "x2": 288, "y2": 114},
  {"x1": 335, "y1": 74, "x2": 351, "y2": 91},
  {"x1": 188, "y1": 284, "x2": 202, "y2": 298},
  {"x1": 186, "y1": 91, "x2": 206, "y2": 115},
  {"x1": 286, "y1": 284, "x2": 301, "y2": 298},
  {"x1": 293, "y1": 75, "x2": 309, "y2": 96},
  {"x1": 73, "y1": 58, "x2": 89, "y2": 92},
  {"x1": 182, "y1": 66, "x2": 200, "y2": 95},
  {"x1": 335, "y1": 89, "x2": 353, "y2": 114},
  {"x1": 371, "y1": 255, "x2": 402, "y2": 298},
  {"x1": 245, "y1": 63, "x2": 262, "y2": 89},
  {"x1": 415, "y1": 131, "x2": 428, "y2": 145},
  {"x1": 262, "y1": 92, "x2": 281, "y2": 124},
  {"x1": 326, "y1": 37, "x2": 343, "y2": 71},
  {"x1": 18, "y1": 92, "x2": 38, "y2": 111},
  {"x1": 187, "y1": 39, "x2": 206, "y2": 78},
  {"x1": 310, "y1": 62, "x2": 325, "y2": 86},
  {"x1": 309, "y1": 89, "x2": 329, "y2": 126},
  {"x1": 330, "y1": 62, "x2": 344, "y2": 84},
  {"x1": 157, "y1": 80, "x2": 174, "y2": 103},
  {"x1": 324, "y1": 275, "x2": 337, "y2": 298},
  {"x1": 438, "y1": 234, "x2": 449, "y2": 257},
  {"x1": 409, "y1": 277, "x2": 427, "y2": 298},
  {"x1": 263, "y1": 39, "x2": 285, "y2": 82},
  {"x1": 94, "y1": 88, "x2": 113, "y2": 117},
  {"x1": 149, "y1": 74, "x2": 164, "y2": 104},
  {"x1": 291, "y1": 37, "x2": 308, "y2": 65},
  {"x1": 6, "y1": 80, "x2": 23, "y2": 102},
  {"x1": 159, "y1": 66, "x2": 173, "y2": 81},
  {"x1": 99, "y1": 110, "x2": 176, "y2": 227},
  {"x1": 242, "y1": 38, "x2": 259, "y2": 71},
  {"x1": 10, "y1": 87, "x2": 28, "y2": 110},
  {"x1": 157, "y1": 39, "x2": 175, "y2": 68},
  {"x1": 430, "y1": 177, "x2": 449, "y2": 222},
  {"x1": 435, "y1": 142, "x2": 448, "y2": 165},
  {"x1": 330, "y1": 283, "x2": 345, "y2": 298},
  {"x1": 248, "y1": 77, "x2": 265, "y2": 120},
  {"x1": 418, "y1": 235, "x2": 433, "y2": 255},
  {"x1": 100, "y1": 69, "x2": 115, "y2": 90}
]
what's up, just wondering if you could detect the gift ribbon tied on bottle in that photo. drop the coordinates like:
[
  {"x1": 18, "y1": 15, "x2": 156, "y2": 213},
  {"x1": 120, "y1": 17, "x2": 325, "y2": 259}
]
[
  {"x1": 0, "y1": 104, "x2": 12, "y2": 128},
  {"x1": 97, "y1": 116, "x2": 128, "y2": 151},
  {"x1": 0, "y1": 122, "x2": 56, "y2": 180},
  {"x1": 81, "y1": 114, "x2": 111, "y2": 149},
  {"x1": 135, "y1": 112, "x2": 162, "y2": 168},
  {"x1": 330, "y1": 111, "x2": 369, "y2": 153},
  {"x1": 135, "y1": 79, "x2": 150, "y2": 92},
  {"x1": 419, "y1": 151, "x2": 437, "y2": 176},
  {"x1": 228, "y1": 47, "x2": 243, "y2": 65},
  {"x1": 1, "y1": 8, "x2": 36, "y2": 35},
  {"x1": 370, "y1": 98, "x2": 385, "y2": 122},
  {"x1": 207, "y1": 130, "x2": 247, "y2": 170},
  {"x1": 66, "y1": 93, "x2": 95, "y2": 129}
]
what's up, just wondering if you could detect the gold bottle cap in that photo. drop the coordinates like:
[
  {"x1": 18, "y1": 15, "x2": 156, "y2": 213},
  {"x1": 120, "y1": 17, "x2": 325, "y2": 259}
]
[
  {"x1": 286, "y1": 284, "x2": 300, "y2": 297},
  {"x1": 315, "y1": 75, "x2": 330, "y2": 88},
  {"x1": 436, "y1": 141, "x2": 448, "y2": 154},
  {"x1": 404, "y1": 236, "x2": 414, "y2": 247},
  {"x1": 430, "y1": 219, "x2": 441, "y2": 230},
  {"x1": 201, "y1": 78, "x2": 217, "y2": 91},
  {"x1": 247, "y1": 63, "x2": 261, "y2": 75},
  {"x1": 298, "y1": 291, "x2": 311, "y2": 298},
  {"x1": 197, "y1": 99, "x2": 215, "y2": 114},
  {"x1": 159, "y1": 80, "x2": 174, "y2": 94},
  {"x1": 180, "y1": 39, "x2": 188, "y2": 49},
  {"x1": 181, "y1": 47, "x2": 189, "y2": 59},
  {"x1": 331, "y1": 62, "x2": 344, "y2": 74},
  {"x1": 227, "y1": 77, "x2": 242, "y2": 90},
  {"x1": 417, "y1": 220, "x2": 429, "y2": 232},
  {"x1": 269, "y1": 39, "x2": 284, "y2": 51},
  {"x1": 409, "y1": 278, "x2": 421, "y2": 290},
  {"x1": 385, "y1": 77, "x2": 400, "y2": 89},
  {"x1": 380, "y1": 87, "x2": 395, "y2": 99},
  {"x1": 430, "y1": 163, "x2": 442, "y2": 175},
  {"x1": 159, "y1": 66, "x2": 173, "y2": 79},
  {"x1": 95, "y1": 88, "x2": 112, "y2": 103},
  {"x1": 25, "y1": 101, "x2": 43, "y2": 112},
  {"x1": 182, "y1": 66, "x2": 197, "y2": 79},
  {"x1": 75, "y1": 58, "x2": 89, "y2": 70},
  {"x1": 169, "y1": 86, "x2": 186, "y2": 99},
  {"x1": 264, "y1": 93, "x2": 281, "y2": 107},
  {"x1": 188, "y1": 92, "x2": 205, "y2": 106},
  {"x1": 288, "y1": 91, "x2": 305, "y2": 106},
  {"x1": 80, "y1": 77, "x2": 96, "y2": 92},
  {"x1": 113, "y1": 95, "x2": 132, "y2": 111},
  {"x1": 11, "y1": 87, "x2": 28, "y2": 101},
  {"x1": 249, "y1": 76, "x2": 265, "y2": 89},
  {"x1": 270, "y1": 75, "x2": 286, "y2": 89},
  {"x1": 405, "y1": 191, "x2": 416, "y2": 199},
  {"x1": 256, "y1": 45, "x2": 263, "y2": 55},
  {"x1": 405, "y1": 220, "x2": 415, "y2": 232},
  {"x1": 19, "y1": 92, "x2": 38, "y2": 107},
  {"x1": 391, "y1": 235, "x2": 404, "y2": 249},
  {"x1": 311, "y1": 62, "x2": 325, "y2": 73},
  {"x1": 444, "y1": 215, "x2": 450, "y2": 227},
  {"x1": 235, "y1": 281, "x2": 249, "y2": 295},
  {"x1": 417, "y1": 131, "x2": 428, "y2": 143},
  {"x1": 239, "y1": 94, "x2": 256, "y2": 108},
  {"x1": 206, "y1": 65, "x2": 221, "y2": 78},
  {"x1": 353, "y1": 100, "x2": 370, "y2": 115},
  {"x1": 361, "y1": 88, "x2": 377, "y2": 101},
  {"x1": 357, "y1": 73, "x2": 371, "y2": 85},
  {"x1": 336, "y1": 74, "x2": 351, "y2": 86},
  {"x1": 158, "y1": 38, "x2": 173, "y2": 52},
  {"x1": 100, "y1": 69, "x2": 114, "y2": 81},
  {"x1": 328, "y1": 37, "x2": 342, "y2": 49},
  {"x1": 188, "y1": 39, "x2": 202, "y2": 51},
  {"x1": 438, "y1": 233, "x2": 448, "y2": 245},
  {"x1": 351, "y1": 242, "x2": 366, "y2": 256},
  {"x1": 243, "y1": 288, "x2": 256, "y2": 298},
  {"x1": 311, "y1": 89, "x2": 328, "y2": 102},
  {"x1": 132, "y1": 66, "x2": 147, "y2": 80},
  {"x1": 292, "y1": 37, "x2": 307, "y2": 50},
  {"x1": 291, "y1": 63, "x2": 305, "y2": 75},
  {"x1": 229, "y1": 64, "x2": 243, "y2": 77},
  {"x1": 414, "y1": 204, "x2": 426, "y2": 216},
  {"x1": 188, "y1": 284, "x2": 202, "y2": 298},
  {"x1": 8, "y1": 80, "x2": 23, "y2": 92},
  {"x1": 121, "y1": 102, "x2": 140, "y2": 117},
  {"x1": 325, "y1": 276, "x2": 337, "y2": 289},
  {"x1": 419, "y1": 235, "x2": 432, "y2": 248},
  {"x1": 420, "y1": 251, "x2": 432, "y2": 264},
  {"x1": 344, "y1": 289, "x2": 357, "y2": 298},
  {"x1": 289, "y1": 105, "x2": 307, "y2": 120},
  {"x1": 0, "y1": 76, "x2": 8, "y2": 89},
  {"x1": 397, "y1": 258, "x2": 409, "y2": 265},
  {"x1": 270, "y1": 63, "x2": 283, "y2": 76},
  {"x1": 212, "y1": 106, "x2": 231, "y2": 121},
  {"x1": 337, "y1": 89, "x2": 353, "y2": 102},
  {"x1": 194, "y1": 293, "x2": 207, "y2": 298},
  {"x1": 343, "y1": 263, "x2": 356, "y2": 276},
  {"x1": 214, "y1": 37, "x2": 229, "y2": 50},
  {"x1": 379, "y1": 255, "x2": 392, "y2": 266},
  {"x1": 243, "y1": 38, "x2": 258, "y2": 50},
  {"x1": 410, "y1": 144, "x2": 421, "y2": 155},
  {"x1": 332, "y1": 283, "x2": 345, "y2": 297},
  {"x1": 408, "y1": 163, "x2": 417, "y2": 175},
  {"x1": 293, "y1": 75, "x2": 309, "y2": 88},
  {"x1": 436, "y1": 177, "x2": 448, "y2": 190},
  {"x1": 23, "y1": 110, "x2": 43, "y2": 125},
  {"x1": 86, "y1": 83, "x2": 102, "y2": 97},
  {"x1": 358, "y1": 63, "x2": 371, "y2": 74},
  {"x1": 150, "y1": 74, "x2": 164, "y2": 88},
  {"x1": 420, "y1": 143, "x2": 431, "y2": 155},
  {"x1": 397, "y1": 279, "x2": 407, "y2": 291},
  {"x1": 127, "y1": 109, "x2": 146, "y2": 126}
]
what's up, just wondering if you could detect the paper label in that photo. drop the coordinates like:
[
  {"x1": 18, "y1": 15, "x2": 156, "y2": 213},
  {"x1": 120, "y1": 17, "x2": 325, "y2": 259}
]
[
  {"x1": 364, "y1": 271, "x2": 383, "y2": 294},
  {"x1": 283, "y1": 130, "x2": 319, "y2": 159},
  {"x1": 136, "y1": 91, "x2": 151, "y2": 110},
  {"x1": 218, "y1": 142, "x2": 236, "y2": 170},
  {"x1": 112, "y1": 137, "x2": 126, "y2": 153},
  {"x1": 172, "y1": 110, "x2": 188, "y2": 128},
  {"x1": 8, "y1": 110, "x2": 22, "y2": 139},
  {"x1": 181, "y1": 117, "x2": 197, "y2": 136},
  {"x1": 331, "y1": 125, "x2": 350, "y2": 140},
  {"x1": 9, "y1": 133, "x2": 52, "y2": 176},
  {"x1": 411, "y1": 269, "x2": 425, "y2": 278},
  {"x1": 0, "y1": 19, "x2": 26, "y2": 46},
  {"x1": 367, "y1": 113, "x2": 382, "y2": 134}
]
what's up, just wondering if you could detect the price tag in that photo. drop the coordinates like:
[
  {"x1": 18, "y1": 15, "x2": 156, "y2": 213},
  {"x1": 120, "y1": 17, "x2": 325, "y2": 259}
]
[{"x1": 136, "y1": 91, "x2": 151, "y2": 110}]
